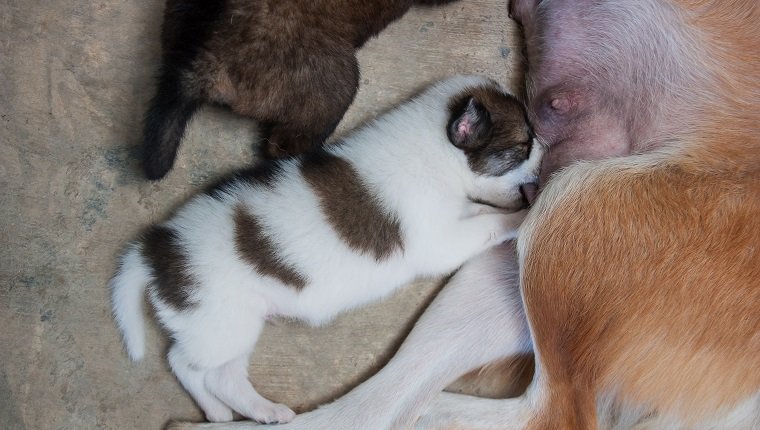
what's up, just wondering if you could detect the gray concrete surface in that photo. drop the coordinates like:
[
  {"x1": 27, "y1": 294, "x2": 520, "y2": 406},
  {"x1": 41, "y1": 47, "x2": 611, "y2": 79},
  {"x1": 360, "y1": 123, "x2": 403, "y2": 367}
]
[{"x1": 0, "y1": 1, "x2": 525, "y2": 428}]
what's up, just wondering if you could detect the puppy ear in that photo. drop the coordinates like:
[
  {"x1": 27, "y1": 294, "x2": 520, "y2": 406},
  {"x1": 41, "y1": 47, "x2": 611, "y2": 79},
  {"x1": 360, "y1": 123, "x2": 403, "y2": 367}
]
[{"x1": 447, "y1": 97, "x2": 492, "y2": 150}]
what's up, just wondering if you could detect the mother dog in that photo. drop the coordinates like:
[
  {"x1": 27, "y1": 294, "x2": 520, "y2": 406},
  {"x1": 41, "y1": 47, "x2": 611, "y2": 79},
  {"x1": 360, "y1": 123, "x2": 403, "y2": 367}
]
[{"x1": 174, "y1": 0, "x2": 760, "y2": 428}]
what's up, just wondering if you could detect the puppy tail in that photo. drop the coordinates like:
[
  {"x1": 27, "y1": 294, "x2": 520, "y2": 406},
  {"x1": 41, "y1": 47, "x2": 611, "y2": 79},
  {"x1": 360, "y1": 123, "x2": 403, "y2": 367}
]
[
  {"x1": 142, "y1": 70, "x2": 201, "y2": 180},
  {"x1": 110, "y1": 244, "x2": 151, "y2": 362}
]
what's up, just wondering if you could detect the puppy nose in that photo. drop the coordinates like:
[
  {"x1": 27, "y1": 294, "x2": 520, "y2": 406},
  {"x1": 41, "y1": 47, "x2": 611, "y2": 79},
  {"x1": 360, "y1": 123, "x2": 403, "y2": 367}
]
[{"x1": 520, "y1": 182, "x2": 540, "y2": 205}]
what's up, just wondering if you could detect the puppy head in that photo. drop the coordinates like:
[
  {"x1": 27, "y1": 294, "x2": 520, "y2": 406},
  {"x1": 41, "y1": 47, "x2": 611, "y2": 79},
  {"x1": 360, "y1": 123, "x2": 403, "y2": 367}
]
[
  {"x1": 447, "y1": 85, "x2": 543, "y2": 209},
  {"x1": 448, "y1": 86, "x2": 535, "y2": 175}
]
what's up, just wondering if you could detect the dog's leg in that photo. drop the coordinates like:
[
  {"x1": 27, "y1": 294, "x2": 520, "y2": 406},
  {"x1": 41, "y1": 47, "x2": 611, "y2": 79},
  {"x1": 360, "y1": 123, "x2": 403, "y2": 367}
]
[
  {"x1": 168, "y1": 346, "x2": 235, "y2": 423},
  {"x1": 413, "y1": 343, "x2": 592, "y2": 430},
  {"x1": 298, "y1": 242, "x2": 532, "y2": 430},
  {"x1": 415, "y1": 375, "x2": 594, "y2": 430},
  {"x1": 204, "y1": 354, "x2": 295, "y2": 424},
  {"x1": 384, "y1": 242, "x2": 533, "y2": 428},
  {"x1": 168, "y1": 295, "x2": 296, "y2": 425},
  {"x1": 414, "y1": 390, "x2": 536, "y2": 430},
  {"x1": 168, "y1": 242, "x2": 531, "y2": 429}
]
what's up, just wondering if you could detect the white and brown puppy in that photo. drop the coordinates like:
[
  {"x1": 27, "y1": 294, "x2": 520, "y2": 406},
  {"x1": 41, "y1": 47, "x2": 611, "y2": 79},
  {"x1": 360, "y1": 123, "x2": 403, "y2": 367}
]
[
  {"x1": 170, "y1": 0, "x2": 760, "y2": 429},
  {"x1": 111, "y1": 75, "x2": 542, "y2": 424}
]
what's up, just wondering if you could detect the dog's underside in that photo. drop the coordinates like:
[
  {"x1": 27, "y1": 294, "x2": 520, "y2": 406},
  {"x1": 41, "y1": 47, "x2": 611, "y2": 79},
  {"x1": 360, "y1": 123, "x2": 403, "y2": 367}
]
[{"x1": 170, "y1": 0, "x2": 760, "y2": 428}]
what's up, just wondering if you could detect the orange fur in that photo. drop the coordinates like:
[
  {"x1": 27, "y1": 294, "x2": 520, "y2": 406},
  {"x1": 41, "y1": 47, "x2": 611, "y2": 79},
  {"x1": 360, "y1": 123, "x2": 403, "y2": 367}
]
[{"x1": 518, "y1": 0, "x2": 760, "y2": 427}]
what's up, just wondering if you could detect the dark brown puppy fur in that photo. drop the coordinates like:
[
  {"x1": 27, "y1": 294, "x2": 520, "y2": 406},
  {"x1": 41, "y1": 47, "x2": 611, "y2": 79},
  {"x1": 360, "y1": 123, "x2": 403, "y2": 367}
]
[
  {"x1": 143, "y1": 0, "x2": 458, "y2": 180},
  {"x1": 448, "y1": 87, "x2": 534, "y2": 177}
]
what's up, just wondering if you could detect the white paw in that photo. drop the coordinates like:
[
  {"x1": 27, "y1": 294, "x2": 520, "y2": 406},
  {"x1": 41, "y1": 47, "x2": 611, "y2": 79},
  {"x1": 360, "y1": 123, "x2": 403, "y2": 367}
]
[{"x1": 250, "y1": 402, "x2": 296, "y2": 424}]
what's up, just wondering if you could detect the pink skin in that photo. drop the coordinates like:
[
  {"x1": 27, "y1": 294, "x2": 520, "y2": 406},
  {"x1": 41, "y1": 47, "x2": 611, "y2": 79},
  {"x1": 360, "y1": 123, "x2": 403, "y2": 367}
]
[
  {"x1": 509, "y1": 0, "x2": 699, "y2": 185},
  {"x1": 512, "y1": 0, "x2": 629, "y2": 183}
]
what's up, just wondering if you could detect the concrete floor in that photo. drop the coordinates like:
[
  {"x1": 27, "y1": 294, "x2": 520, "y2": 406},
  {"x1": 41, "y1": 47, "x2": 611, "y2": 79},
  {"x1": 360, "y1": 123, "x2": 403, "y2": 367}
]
[{"x1": 0, "y1": 1, "x2": 526, "y2": 428}]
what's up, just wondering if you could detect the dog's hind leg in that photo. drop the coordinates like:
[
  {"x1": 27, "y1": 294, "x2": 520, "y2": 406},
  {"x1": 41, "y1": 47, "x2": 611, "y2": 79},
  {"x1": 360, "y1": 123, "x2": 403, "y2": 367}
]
[
  {"x1": 168, "y1": 346, "x2": 234, "y2": 423},
  {"x1": 204, "y1": 355, "x2": 295, "y2": 424},
  {"x1": 414, "y1": 389, "x2": 537, "y2": 430},
  {"x1": 413, "y1": 353, "x2": 593, "y2": 430},
  {"x1": 286, "y1": 242, "x2": 532, "y2": 429}
]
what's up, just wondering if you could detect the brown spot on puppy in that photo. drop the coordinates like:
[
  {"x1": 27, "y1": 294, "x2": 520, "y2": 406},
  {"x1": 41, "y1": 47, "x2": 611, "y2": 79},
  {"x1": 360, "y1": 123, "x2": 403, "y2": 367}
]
[
  {"x1": 234, "y1": 206, "x2": 308, "y2": 290},
  {"x1": 447, "y1": 86, "x2": 534, "y2": 177},
  {"x1": 301, "y1": 151, "x2": 403, "y2": 261},
  {"x1": 141, "y1": 226, "x2": 198, "y2": 310}
]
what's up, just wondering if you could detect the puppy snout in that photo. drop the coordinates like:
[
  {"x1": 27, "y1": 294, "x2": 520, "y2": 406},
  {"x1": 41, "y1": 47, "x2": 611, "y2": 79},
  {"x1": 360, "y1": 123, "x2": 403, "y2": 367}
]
[{"x1": 519, "y1": 181, "x2": 540, "y2": 206}]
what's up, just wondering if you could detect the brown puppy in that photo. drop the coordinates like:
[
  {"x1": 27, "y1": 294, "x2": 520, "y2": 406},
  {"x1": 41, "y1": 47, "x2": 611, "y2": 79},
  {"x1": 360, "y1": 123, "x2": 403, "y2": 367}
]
[
  {"x1": 143, "y1": 0, "x2": 457, "y2": 180},
  {"x1": 169, "y1": 0, "x2": 760, "y2": 428}
]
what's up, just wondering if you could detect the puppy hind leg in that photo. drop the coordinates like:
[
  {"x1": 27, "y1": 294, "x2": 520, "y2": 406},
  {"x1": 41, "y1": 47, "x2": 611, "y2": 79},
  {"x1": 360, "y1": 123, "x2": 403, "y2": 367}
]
[
  {"x1": 258, "y1": 120, "x2": 338, "y2": 159},
  {"x1": 167, "y1": 292, "x2": 289, "y2": 424},
  {"x1": 197, "y1": 306, "x2": 293, "y2": 424},
  {"x1": 259, "y1": 54, "x2": 359, "y2": 158},
  {"x1": 168, "y1": 346, "x2": 234, "y2": 423},
  {"x1": 204, "y1": 355, "x2": 295, "y2": 424}
]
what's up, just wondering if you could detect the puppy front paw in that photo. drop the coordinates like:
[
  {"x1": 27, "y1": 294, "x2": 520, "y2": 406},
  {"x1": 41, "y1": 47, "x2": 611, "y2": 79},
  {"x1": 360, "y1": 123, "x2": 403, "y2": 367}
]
[
  {"x1": 251, "y1": 402, "x2": 296, "y2": 424},
  {"x1": 492, "y1": 209, "x2": 528, "y2": 244}
]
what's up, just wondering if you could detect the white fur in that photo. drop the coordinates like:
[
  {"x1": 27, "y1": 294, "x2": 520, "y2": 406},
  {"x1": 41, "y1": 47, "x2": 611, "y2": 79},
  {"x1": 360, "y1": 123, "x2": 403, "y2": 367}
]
[
  {"x1": 109, "y1": 244, "x2": 150, "y2": 361},
  {"x1": 111, "y1": 75, "x2": 543, "y2": 424}
]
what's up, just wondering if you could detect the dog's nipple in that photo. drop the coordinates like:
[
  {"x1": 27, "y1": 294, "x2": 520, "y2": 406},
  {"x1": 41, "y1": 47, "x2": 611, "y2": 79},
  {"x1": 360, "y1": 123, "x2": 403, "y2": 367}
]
[{"x1": 550, "y1": 97, "x2": 570, "y2": 113}]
